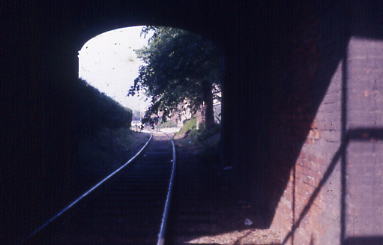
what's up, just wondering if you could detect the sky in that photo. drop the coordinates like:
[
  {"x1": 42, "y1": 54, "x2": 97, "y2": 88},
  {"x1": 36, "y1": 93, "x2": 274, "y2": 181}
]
[{"x1": 78, "y1": 26, "x2": 150, "y2": 112}]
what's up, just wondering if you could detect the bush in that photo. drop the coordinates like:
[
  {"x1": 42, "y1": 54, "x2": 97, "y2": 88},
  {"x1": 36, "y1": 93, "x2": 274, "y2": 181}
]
[
  {"x1": 195, "y1": 124, "x2": 220, "y2": 141},
  {"x1": 157, "y1": 120, "x2": 178, "y2": 128},
  {"x1": 73, "y1": 79, "x2": 132, "y2": 136},
  {"x1": 176, "y1": 117, "x2": 197, "y2": 137}
]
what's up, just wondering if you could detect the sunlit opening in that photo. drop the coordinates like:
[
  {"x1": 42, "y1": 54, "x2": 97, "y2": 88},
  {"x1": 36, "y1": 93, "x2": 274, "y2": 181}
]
[{"x1": 78, "y1": 26, "x2": 150, "y2": 112}]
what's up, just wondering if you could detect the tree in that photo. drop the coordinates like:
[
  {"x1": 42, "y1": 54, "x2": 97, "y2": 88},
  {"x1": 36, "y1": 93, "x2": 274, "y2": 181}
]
[{"x1": 129, "y1": 26, "x2": 223, "y2": 129}]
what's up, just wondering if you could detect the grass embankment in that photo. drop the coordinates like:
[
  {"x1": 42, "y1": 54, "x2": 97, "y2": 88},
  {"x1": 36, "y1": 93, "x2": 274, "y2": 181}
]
[
  {"x1": 76, "y1": 128, "x2": 150, "y2": 188},
  {"x1": 174, "y1": 117, "x2": 221, "y2": 165},
  {"x1": 72, "y1": 79, "x2": 150, "y2": 194},
  {"x1": 157, "y1": 120, "x2": 178, "y2": 128}
]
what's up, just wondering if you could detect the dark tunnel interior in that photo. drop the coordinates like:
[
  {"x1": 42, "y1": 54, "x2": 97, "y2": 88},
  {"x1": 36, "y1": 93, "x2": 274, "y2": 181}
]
[{"x1": 1, "y1": 0, "x2": 383, "y2": 244}]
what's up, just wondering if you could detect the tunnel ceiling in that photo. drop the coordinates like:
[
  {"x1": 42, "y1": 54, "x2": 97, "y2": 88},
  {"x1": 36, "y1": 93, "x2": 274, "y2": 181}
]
[
  {"x1": 3, "y1": 0, "x2": 344, "y2": 52},
  {"x1": 4, "y1": 1, "x2": 380, "y2": 50}
]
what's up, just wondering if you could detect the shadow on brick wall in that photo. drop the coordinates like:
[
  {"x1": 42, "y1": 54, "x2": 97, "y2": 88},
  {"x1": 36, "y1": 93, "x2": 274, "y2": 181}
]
[{"x1": 344, "y1": 236, "x2": 383, "y2": 245}]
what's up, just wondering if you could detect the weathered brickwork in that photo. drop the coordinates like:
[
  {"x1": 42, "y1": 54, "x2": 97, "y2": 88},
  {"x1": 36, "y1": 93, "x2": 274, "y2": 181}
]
[
  {"x1": 344, "y1": 37, "x2": 383, "y2": 243},
  {"x1": 244, "y1": 4, "x2": 347, "y2": 243},
  {"x1": 261, "y1": 3, "x2": 383, "y2": 245},
  {"x1": 270, "y1": 60, "x2": 343, "y2": 244}
]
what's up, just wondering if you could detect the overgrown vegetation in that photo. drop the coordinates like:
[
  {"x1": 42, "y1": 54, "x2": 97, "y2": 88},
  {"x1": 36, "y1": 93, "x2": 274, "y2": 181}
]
[
  {"x1": 176, "y1": 117, "x2": 197, "y2": 137},
  {"x1": 129, "y1": 26, "x2": 223, "y2": 129},
  {"x1": 70, "y1": 79, "x2": 148, "y2": 188},
  {"x1": 74, "y1": 79, "x2": 132, "y2": 136},
  {"x1": 175, "y1": 117, "x2": 221, "y2": 170},
  {"x1": 176, "y1": 117, "x2": 220, "y2": 144},
  {"x1": 157, "y1": 120, "x2": 178, "y2": 128}
]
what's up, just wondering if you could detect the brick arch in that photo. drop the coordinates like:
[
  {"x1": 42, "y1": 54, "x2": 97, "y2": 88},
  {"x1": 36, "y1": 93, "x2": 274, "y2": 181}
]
[{"x1": 2, "y1": 1, "x2": 383, "y2": 244}]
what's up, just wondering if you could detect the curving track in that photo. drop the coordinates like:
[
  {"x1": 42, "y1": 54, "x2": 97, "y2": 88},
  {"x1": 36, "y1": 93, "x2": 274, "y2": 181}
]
[{"x1": 24, "y1": 134, "x2": 175, "y2": 245}]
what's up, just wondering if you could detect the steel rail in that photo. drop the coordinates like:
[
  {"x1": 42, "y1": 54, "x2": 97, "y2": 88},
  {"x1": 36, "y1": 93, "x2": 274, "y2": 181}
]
[
  {"x1": 23, "y1": 134, "x2": 153, "y2": 243},
  {"x1": 156, "y1": 136, "x2": 176, "y2": 245}
]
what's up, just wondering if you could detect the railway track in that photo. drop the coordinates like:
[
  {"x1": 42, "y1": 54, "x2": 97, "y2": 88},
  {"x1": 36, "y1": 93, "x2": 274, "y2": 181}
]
[{"x1": 23, "y1": 133, "x2": 175, "y2": 245}]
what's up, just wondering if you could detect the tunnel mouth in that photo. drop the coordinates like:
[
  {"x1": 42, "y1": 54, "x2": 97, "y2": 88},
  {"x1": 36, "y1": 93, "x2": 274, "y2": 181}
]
[
  {"x1": 73, "y1": 24, "x2": 225, "y2": 193},
  {"x1": 78, "y1": 25, "x2": 223, "y2": 132}
]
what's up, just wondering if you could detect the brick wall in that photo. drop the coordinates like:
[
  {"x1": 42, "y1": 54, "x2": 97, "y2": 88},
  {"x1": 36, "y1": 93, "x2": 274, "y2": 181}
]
[
  {"x1": 270, "y1": 59, "x2": 343, "y2": 244},
  {"x1": 260, "y1": 2, "x2": 383, "y2": 245}
]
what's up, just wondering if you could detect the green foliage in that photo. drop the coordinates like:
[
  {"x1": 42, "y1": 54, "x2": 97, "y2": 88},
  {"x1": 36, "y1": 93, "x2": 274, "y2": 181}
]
[
  {"x1": 176, "y1": 117, "x2": 197, "y2": 136},
  {"x1": 175, "y1": 118, "x2": 221, "y2": 163},
  {"x1": 70, "y1": 78, "x2": 145, "y2": 193},
  {"x1": 194, "y1": 124, "x2": 221, "y2": 142},
  {"x1": 129, "y1": 26, "x2": 223, "y2": 124},
  {"x1": 74, "y1": 79, "x2": 132, "y2": 136},
  {"x1": 157, "y1": 120, "x2": 178, "y2": 128}
]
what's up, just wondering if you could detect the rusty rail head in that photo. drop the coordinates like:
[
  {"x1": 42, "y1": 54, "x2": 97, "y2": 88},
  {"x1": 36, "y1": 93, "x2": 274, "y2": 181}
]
[
  {"x1": 22, "y1": 134, "x2": 153, "y2": 243},
  {"x1": 156, "y1": 138, "x2": 176, "y2": 245}
]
